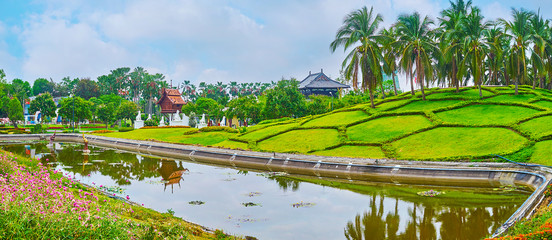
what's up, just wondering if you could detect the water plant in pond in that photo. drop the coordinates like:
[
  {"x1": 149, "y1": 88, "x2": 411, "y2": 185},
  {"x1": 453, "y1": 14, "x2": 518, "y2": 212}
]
[
  {"x1": 241, "y1": 202, "x2": 261, "y2": 207},
  {"x1": 189, "y1": 200, "x2": 205, "y2": 205},
  {"x1": 292, "y1": 201, "x2": 316, "y2": 208},
  {"x1": 244, "y1": 192, "x2": 262, "y2": 197},
  {"x1": 97, "y1": 185, "x2": 125, "y2": 194},
  {"x1": 417, "y1": 189, "x2": 444, "y2": 197}
]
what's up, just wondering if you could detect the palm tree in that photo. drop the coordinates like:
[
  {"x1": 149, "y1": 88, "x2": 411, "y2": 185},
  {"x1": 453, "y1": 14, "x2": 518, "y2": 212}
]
[
  {"x1": 381, "y1": 27, "x2": 399, "y2": 96},
  {"x1": 499, "y1": 8, "x2": 535, "y2": 95},
  {"x1": 458, "y1": 7, "x2": 491, "y2": 97},
  {"x1": 529, "y1": 10, "x2": 549, "y2": 89},
  {"x1": 439, "y1": 0, "x2": 472, "y2": 92},
  {"x1": 330, "y1": 6, "x2": 385, "y2": 108},
  {"x1": 394, "y1": 12, "x2": 438, "y2": 100},
  {"x1": 484, "y1": 23, "x2": 506, "y2": 85}
]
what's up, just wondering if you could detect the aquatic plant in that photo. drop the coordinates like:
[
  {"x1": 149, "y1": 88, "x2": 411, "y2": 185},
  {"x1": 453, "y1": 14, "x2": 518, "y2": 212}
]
[
  {"x1": 416, "y1": 190, "x2": 444, "y2": 197},
  {"x1": 241, "y1": 202, "x2": 261, "y2": 207},
  {"x1": 291, "y1": 201, "x2": 316, "y2": 208}
]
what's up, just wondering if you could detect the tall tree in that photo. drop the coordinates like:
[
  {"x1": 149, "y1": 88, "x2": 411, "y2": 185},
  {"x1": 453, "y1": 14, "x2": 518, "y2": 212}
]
[
  {"x1": 458, "y1": 7, "x2": 491, "y2": 97},
  {"x1": 32, "y1": 78, "x2": 54, "y2": 95},
  {"x1": 8, "y1": 98, "x2": 24, "y2": 128},
  {"x1": 75, "y1": 78, "x2": 100, "y2": 100},
  {"x1": 499, "y1": 8, "x2": 535, "y2": 95},
  {"x1": 330, "y1": 6, "x2": 385, "y2": 108},
  {"x1": 29, "y1": 93, "x2": 57, "y2": 123},
  {"x1": 395, "y1": 12, "x2": 438, "y2": 100}
]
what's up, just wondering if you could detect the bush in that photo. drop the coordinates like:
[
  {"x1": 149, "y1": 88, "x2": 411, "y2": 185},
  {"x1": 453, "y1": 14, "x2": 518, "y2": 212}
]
[
  {"x1": 62, "y1": 129, "x2": 80, "y2": 133},
  {"x1": 31, "y1": 124, "x2": 44, "y2": 134},
  {"x1": 199, "y1": 126, "x2": 238, "y2": 133},
  {"x1": 119, "y1": 127, "x2": 134, "y2": 132},
  {"x1": 141, "y1": 126, "x2": 191, "y2": 129},
  {"x1": 144, "y1": 119, "x2": 158, "y2": 127},
  {"x1": 91, "y1": 130, "x2": 114, "y2": 134}
]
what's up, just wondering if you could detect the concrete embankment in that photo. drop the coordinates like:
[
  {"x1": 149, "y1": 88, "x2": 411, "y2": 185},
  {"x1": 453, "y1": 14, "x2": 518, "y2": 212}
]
[{"x1": 2, "y1": 133, "x2": 551, "y2": 237}]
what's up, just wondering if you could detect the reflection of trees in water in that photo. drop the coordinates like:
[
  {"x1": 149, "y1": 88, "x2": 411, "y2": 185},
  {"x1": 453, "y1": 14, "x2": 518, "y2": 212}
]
[
  {"x1": 267, "y1": 176, "x2": 300, "y2": 192},
  {"x1": 344, "y1": 193, "x2": 518, "y2": 240},
  {"x1": 5, "y1": 144, "x2": 181, "y2": 186}
]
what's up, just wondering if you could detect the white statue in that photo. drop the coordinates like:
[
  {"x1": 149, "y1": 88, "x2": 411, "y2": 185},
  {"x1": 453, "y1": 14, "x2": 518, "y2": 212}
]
[
  {"x1": 197, "y1": 113, "x2": 207, "y2": 128},
  {"x1": 134, "y1": 110, "x2": 144, "y2": 129},
  {"x1": 147, "y1": 114, "x2": 152, "y2": 120},
  {"x1": 159, "y1": 116, "x2": 166, "y2": 127},
  {"x1": 136, "y1": 111, "x2": 142, "y2": 121},
  {"x1": 174, "y1": 110, "x2": 181, "y2": 121},
  {"x1": 221, "y1": 116, "x2": 226, "y2": 127}
]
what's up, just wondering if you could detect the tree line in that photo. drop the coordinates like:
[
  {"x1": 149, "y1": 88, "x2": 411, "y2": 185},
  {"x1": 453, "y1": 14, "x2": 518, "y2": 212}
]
[{"x1": 331, "y1": 0, "x2": 552, "y2": 108}]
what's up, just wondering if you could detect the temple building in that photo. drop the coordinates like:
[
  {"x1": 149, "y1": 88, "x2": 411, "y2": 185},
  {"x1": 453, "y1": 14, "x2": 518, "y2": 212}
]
[
  {"x1": 299, "y1": 69, "x2": 350, "y2": 97},
  {"x1": 157, "y1": 88, "x2": 186, "y2": 113}
]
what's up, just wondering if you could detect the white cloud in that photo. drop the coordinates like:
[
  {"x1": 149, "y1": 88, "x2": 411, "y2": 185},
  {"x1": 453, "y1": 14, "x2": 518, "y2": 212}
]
[
  {"x1": 196, "y1": 68, "x2": 231, "y2": 85},
  {"x1": 21, "y1": 15, "x2": 130, "y2": 82},
  {"x1": 482, "y1": 1, "x2": 512, "y2": 22}
]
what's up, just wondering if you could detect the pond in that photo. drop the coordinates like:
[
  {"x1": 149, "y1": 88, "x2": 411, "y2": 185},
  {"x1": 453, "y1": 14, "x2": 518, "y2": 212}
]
[{"x1": 2, "y1": 143, "x2": 529, "y2": 240}]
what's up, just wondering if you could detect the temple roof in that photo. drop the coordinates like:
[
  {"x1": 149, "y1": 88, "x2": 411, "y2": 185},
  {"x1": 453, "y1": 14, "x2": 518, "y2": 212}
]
[
  {"x1": 299, "y1": 70, "x2": 350, "y2": 89},
  {"x1": 157, "y1": 88, "x2": 186, "y2": 105}
]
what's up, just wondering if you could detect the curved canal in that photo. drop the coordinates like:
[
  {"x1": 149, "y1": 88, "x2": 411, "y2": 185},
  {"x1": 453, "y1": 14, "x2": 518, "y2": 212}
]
[{"x1": 2, "y1": 143, "x2": 529, "y2": 240}]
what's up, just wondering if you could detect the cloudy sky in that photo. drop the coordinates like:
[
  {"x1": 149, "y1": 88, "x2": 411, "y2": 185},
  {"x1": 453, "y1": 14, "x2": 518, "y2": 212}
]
[{"x1": 0, "y1": 0, "x2": 551, "y2": 90}]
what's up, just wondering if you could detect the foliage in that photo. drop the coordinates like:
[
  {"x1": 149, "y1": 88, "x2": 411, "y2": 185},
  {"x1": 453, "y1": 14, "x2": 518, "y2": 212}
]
[
  {"x1": 29, "y1": 93, "x2": 57, "y2": 123},
  {"x1": 7, "y1": 98, "x2": 23, "y2": 128},
  {"x1": 199, "y1": 126, "x2": 239, "y2": 133},
  {"x1": 91, "y1": 130, "x2": 114, "y2": 134},
  {"x1": 144, "y1": 119, "x2": 158, "y2": 127},
  {"x1": 115, "y1": 100, "x2": 138, "y2": 123},
  {"x1": 263, "y1": 79, "x2": 306, "y2": 119},
  {"x1": 32, "y1": 78, "x2": 54, "y2": 96},
  {"x1": 58, "y1": 96, "x2": 92, "y2": 126},
  {"x1": 75, "y1": 78, "x2": 100, "y2": 100},
  {"x1": 97, "y1": 103, "x2": 116, "y2": 128},
  {"x1": 30, "y1": 124, "x2": 44, "y2": 134}
]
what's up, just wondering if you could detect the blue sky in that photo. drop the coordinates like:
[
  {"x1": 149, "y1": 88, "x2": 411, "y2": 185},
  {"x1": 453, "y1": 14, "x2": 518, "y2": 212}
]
[{"x1": 0, "y1": 0, "x2": 551, "y2": 90}]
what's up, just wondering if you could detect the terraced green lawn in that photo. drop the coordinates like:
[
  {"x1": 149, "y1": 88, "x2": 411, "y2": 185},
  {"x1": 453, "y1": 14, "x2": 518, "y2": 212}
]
[
  {"x1": 311, "y1": 145, "x2": 386, "y2": 159},
  {"x1": 97, "y1": 128, "x2": 234, "y2": 146},
  {"x1": 302, "y1": 110, "x2": 369, "y2": 127},
  {"x1": 533, "y1": 100, "x2": 552, "y2": 109},
  {"x1": 237, "y1": 122, "x2": 299, "y2": 141},
  {"x1": 363, "y1": 99, "x2": 410, "y2": 111},
  {"x1": 530, "y1": 141, "x2": 552, "y2": 165},
  {"x1": 347, "y1": 115, "x2": 432, "y2": 143},
  {"x1": 392, "y1": 100, "x2": 459, "y2": 112},
  {"x1": 485, "y1": 94, "x2": 537, "y2": 103},
  {"x1": 391, "y1": 127, "x2": 528, "y2": 160},
  {"x1": 436, "y1": 104, "x2": 540, "y2": 125},
  {"x1": 519, "y1": 115, "x2": 552, "y2": 139},
  {"x1": 257, "y1": 129, "x2": 339, "y2": 153},
  {"x1": 213, "y1": 140, "x2": 249, "y2": 150}
]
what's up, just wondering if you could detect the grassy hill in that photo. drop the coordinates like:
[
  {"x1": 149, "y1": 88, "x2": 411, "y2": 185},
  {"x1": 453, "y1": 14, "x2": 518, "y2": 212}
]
[{"x1": 96, "y1": 85, "x2": 552, "y2": 164}]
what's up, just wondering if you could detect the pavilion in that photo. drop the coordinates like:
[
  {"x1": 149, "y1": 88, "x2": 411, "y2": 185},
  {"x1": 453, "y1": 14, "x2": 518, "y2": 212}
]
[{"x1": 299, "y1": 69, "x2": 350, "y2": 97}]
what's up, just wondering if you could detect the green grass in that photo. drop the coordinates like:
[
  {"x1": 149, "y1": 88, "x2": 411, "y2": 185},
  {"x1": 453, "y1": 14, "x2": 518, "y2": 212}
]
[
  {"x1": 311, "y1": 145, "x2": 386, "y2": 159},
  {"x1": 533, "y1": 100, "x2": 552, "y2": 109},
  {"x1": 436, "y1": 104, "x2": 540, "y2": 125},
  {"x1": 530, "y1": 141, "x2": 552, "y2": 165},
  {"x1": 485, "y1": 94, "x2": 537, "y2": 103},
  {"x1": 374, "y1": 99, "x2": 411, "y2": 111},
  {"x1": 347, "y1": 115, "x2": 432, "y2": 143},
  {"x1": 392, "y1": 100, "x2": 459, "y2": 112},
  {"x1": 257, "y1": 129, "x2": 339, "y2": 153},
  {"x1": 237, "y1": 123, "x2": 299, "y2": 141},
  {"x1": 302, "y1": 111, "x2": 369, "y2": 127},
  {"x1": 213, "y1": 140, "x2": 249, "y2": 150},
  {"x1": 96, "y1": 128, "x2": 235, "y2": 146},
  {"x1": 519, "y1": 115, "x2": 552, "y2": 140},
  {"x1": 391, "y1": 127, "x2": 528, "y2": 160}
]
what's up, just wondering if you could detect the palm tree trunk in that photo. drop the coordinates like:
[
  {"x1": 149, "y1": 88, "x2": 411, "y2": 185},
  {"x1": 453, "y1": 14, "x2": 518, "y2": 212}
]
[
  {"x1": 505, "y1": 70, "x2": 510, "y2": 86},
  {"x1": 453, "y1": 57, "x2": 459, "y2": 93},
  {"x1": 540, "y1": 76, "x2": 544, "y2": 89},
  {"x1": 417, "y1": 55, "x2": 426, "y2": 101},
  {"x1": 532, "y1": 65, "x2": 537, "y2": 90},
  {"x1": 380, "y1": 81, "x2": 386, "y2": 99},
  {"x1": 409, "y1": 67, "x2": 415, "y2": 95},
  {"x1": 515, "y1": 58, "x2": 520, "y2": 95},
  {"x1": 392, "y1": 72, "x2": 398, "y2": 96}
]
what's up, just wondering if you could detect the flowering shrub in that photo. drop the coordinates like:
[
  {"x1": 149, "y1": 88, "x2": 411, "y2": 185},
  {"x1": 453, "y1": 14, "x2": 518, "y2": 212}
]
[
  {"x1": 91, "y1": 130, "x2": 114, "y2": 134},
  {"x1": 486, "y1": 221, "x2": 552, "y2": 240},
  {"x1": 0, "y1": 152, "x2": 199, "y2": 239}
]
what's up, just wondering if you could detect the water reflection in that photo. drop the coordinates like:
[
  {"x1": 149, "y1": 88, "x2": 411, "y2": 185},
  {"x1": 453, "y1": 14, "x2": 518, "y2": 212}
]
[
  {"x1": 158, "y1": 160, "x2": 188, "y2": 193},
  {"x1": 344, "y1": 193, "x2": 515, "y2": 240}
]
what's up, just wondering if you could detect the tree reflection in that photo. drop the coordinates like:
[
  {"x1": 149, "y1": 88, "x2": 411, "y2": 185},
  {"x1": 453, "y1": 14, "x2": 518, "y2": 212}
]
[
  {"x1": 267, "y1": 176, "x2": 300, "y2": 192},
  {"x1": 344, "y1": 195, "x2": 520, "y2": 240}
]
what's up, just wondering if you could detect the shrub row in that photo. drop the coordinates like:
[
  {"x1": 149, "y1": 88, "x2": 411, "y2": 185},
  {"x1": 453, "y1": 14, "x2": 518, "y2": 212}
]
[
  {"x1": 140, "y1": 126, "x2": 191, "y2": 129},
  {"x1": 199, "y1": 126, "x2": 239, "y2": 133},
  {"x1": 118, "y1": 127, "x2": 134, "y2": 132},
  {"x1": 91, "y1": 130, "x2": 114, "y2": 134}
]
